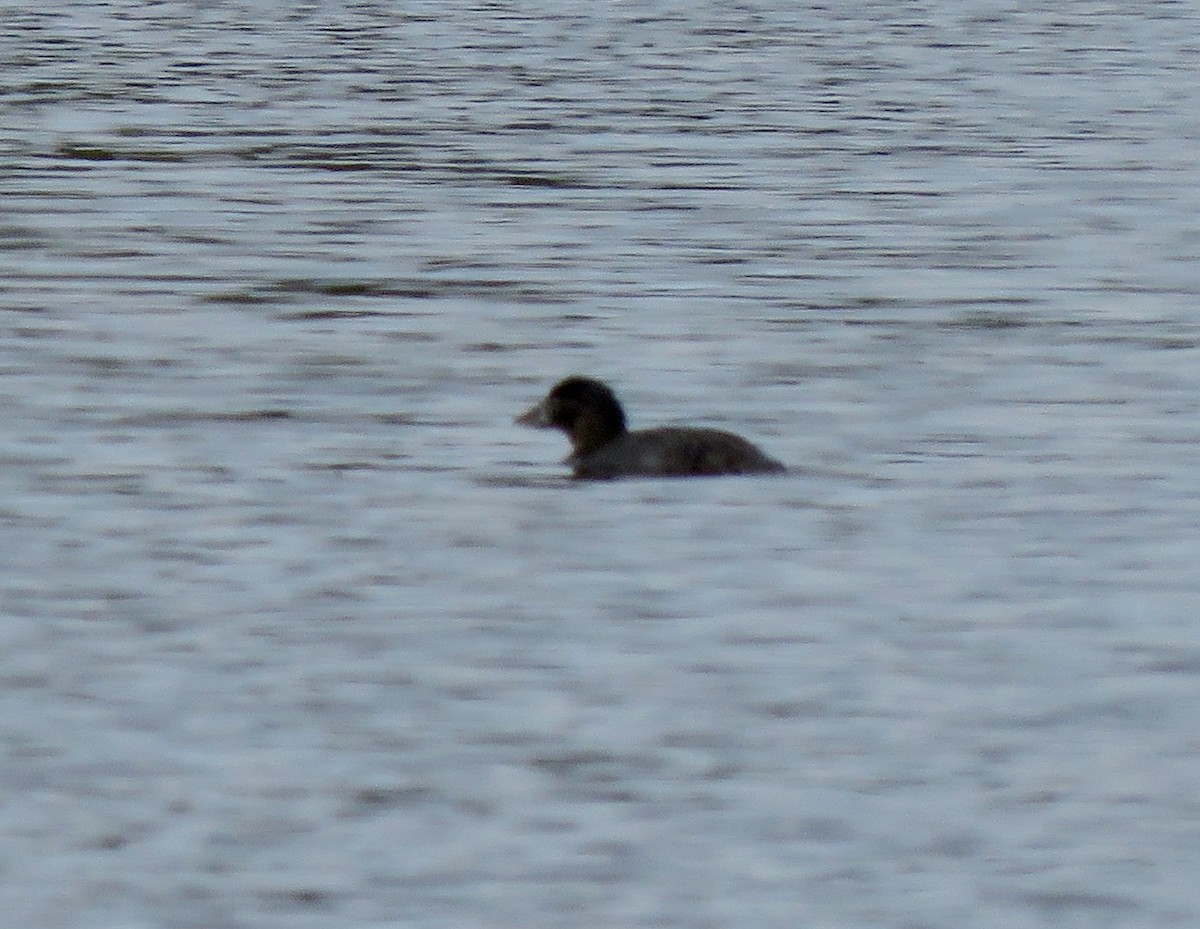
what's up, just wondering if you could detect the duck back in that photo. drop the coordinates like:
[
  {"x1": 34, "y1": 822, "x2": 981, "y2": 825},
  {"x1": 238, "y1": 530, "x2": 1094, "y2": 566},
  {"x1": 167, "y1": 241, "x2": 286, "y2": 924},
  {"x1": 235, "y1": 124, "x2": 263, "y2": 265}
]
[{"x1": 571, "y1": 427, "x2": 786, "y2": 479}]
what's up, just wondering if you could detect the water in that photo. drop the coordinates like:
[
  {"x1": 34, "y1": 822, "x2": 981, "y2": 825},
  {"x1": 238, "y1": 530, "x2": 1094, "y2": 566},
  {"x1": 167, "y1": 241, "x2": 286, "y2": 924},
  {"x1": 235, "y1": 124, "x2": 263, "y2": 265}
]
[{"x1": 3, "y1": 2, "x2": 1200, "y2": 927}]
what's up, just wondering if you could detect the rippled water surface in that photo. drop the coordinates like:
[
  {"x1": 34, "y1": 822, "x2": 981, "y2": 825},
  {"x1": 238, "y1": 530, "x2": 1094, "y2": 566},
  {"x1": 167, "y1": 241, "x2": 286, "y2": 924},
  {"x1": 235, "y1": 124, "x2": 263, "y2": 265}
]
[{"x1": 4, "y1": 2, "x2": 1200, "y2": 927}]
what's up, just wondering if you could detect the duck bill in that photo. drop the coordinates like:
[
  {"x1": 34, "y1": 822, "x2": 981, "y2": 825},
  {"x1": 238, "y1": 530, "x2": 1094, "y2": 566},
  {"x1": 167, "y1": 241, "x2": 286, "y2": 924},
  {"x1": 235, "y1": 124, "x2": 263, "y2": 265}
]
[{"x1": 515, "y1": 400, "x2": 550, "y2": 427}]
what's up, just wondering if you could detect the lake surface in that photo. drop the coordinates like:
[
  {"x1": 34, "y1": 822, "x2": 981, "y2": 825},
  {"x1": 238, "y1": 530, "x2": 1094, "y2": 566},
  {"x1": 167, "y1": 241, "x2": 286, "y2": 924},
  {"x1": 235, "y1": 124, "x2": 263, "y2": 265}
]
[{"x1": 3, "y1": 2, "x2": 1200, "y2": 927}]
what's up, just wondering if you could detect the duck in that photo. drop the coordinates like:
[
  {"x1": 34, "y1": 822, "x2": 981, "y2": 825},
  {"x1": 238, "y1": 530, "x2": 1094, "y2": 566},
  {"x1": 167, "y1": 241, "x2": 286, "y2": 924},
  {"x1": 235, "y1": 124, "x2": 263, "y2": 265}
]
[{"x1": 516, "y1": 376, "x2": 786, "y2": 479}]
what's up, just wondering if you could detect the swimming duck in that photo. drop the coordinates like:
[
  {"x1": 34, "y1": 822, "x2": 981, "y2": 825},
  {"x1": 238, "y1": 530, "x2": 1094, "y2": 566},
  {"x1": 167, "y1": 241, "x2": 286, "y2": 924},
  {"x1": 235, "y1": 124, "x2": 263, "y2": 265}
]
[{"x1": 516, "y1": 376, "x2": 786, "y2": 479}]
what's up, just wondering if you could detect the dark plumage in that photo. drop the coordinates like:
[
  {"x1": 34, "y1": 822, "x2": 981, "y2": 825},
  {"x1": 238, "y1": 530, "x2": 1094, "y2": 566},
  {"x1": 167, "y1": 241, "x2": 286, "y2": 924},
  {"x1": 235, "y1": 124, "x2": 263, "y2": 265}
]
[{"x1": 516, "y1": 376, "x2": 786, "y2": 479}]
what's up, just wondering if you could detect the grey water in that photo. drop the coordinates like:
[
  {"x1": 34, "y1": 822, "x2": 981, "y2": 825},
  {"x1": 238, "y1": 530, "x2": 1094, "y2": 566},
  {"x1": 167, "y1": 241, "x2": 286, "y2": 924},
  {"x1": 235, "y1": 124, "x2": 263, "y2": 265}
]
[{"x1": 3, "y1": 2, "x2": 1200, "y2": 927}]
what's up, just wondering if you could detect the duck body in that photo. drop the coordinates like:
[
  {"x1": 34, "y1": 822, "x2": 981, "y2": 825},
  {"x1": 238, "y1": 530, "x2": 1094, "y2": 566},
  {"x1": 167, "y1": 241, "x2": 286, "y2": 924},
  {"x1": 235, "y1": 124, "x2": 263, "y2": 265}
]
[{"x1": 516, "y1": 376, "x2": 786, "y2": 479}]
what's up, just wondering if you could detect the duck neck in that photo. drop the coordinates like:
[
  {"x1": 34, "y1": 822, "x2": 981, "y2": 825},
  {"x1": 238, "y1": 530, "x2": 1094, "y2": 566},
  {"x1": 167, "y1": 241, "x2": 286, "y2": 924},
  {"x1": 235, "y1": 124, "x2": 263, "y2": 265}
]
[{"x1": 569, "y1": 407, "x2": 625, "y2": 458}]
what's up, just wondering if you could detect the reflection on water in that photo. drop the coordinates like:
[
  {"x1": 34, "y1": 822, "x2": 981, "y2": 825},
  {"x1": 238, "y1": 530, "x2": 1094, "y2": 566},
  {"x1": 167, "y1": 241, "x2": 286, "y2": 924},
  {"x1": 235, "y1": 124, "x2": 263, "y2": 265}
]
[{"x1": 3, "y1": 2, "x2": 1200, "y2": 927}]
